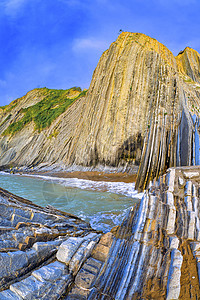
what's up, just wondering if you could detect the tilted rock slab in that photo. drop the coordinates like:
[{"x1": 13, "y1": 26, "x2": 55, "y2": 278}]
[
  {"x1": 1, "y1": 166, "x2": 200, "y2": 299},
  {"x1": 0, "y1": 187, "x2": 100, "y2": 296},
  {"x1": 0, "y1": 33, "x2": 200, "y2": 190},
  {"x1": 83, "y1": 167, "x2": 200, "y2": 299}
]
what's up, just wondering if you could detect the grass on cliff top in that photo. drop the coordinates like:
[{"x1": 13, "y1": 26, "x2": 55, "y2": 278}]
[
  {"x1": 3, "y1": 87, "x2": 87, "y2": 136},
  {"x1": 0, "y1": 99, "x2": 20, "y2": 113}
]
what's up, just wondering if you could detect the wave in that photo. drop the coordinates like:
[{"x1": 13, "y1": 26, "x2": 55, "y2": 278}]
[
  {"x1": 20, "y1": 174, "x2": 144, "y2": 199},
  {"x1": 0, "y1": 171, "x2": 143, "y2": 232}
]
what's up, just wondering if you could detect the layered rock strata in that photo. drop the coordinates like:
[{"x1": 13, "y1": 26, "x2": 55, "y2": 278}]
[
  {"x1": 0, "y1": 33, "x2": 200, "y2": 189},
  {"x1": 1, "y1": 166, "x2": 200, "y2": 299},
  {"x1": 0, "y1": 187, "x2": 101, "y2": 298},
  {"x1": 86, "y1": 166, "x2": 200, "y2": 299}
]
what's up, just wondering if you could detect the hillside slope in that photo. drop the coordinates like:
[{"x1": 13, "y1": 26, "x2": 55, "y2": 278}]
[
  {"x1": 0, "y1": 87, "x2": 87, "y2": 170},
  {"x1": 0, "y1": 32, "x2": 200, "y2": 190}
]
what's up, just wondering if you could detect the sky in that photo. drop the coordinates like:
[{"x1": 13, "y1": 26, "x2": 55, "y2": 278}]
[{"x1": 0, "y1": 0, "x2": 200, "y2": 106}]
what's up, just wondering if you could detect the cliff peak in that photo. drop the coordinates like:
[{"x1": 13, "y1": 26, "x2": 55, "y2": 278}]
[
  {"x1": 177, "y1": 46, "x2": 198, "y2": 56},
  {"x1": 176, "y1": 45, "x2": 200, "y2": 83},
  {"x1": 113, "y1": 32, "x2": 176, "y2": 69}
]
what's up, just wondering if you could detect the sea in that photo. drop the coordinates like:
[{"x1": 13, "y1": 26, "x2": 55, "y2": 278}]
[{"x1": 0, "y1": 172, "x2": 143, "y2": 232}]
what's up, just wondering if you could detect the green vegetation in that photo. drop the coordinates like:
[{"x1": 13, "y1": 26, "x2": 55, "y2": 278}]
[
  {"x1": 0, "y1": 104, "x2": 8, "y2": 110},
  {"x1": 0, "y1": 114, "x2": 11, "y2": 127},
  {"x1": 70, "y1": 86, "x2": 82, "y2": 92},
  {"x1": 0, "y1": 98, "x2": 19, "y2": 112},
  {"x1": 3, "y1": 87, "x2": 87, "y2": 136},
  {"x1": 0, "y1": 102, "x2": 17, "y2": 112}
]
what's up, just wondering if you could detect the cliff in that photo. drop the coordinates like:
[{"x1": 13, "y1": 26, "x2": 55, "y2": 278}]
[
  {"x1": 0, "y1": 87, "x2": 87, "y2": 170},
  {"x1": 0, "y1": 32, "x2": 200, "y2": 190}
]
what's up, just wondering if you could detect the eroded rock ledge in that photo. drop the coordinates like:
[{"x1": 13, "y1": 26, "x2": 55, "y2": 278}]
[{"x1": 0, "y1": 166, "x2": 200, "y2": 299}]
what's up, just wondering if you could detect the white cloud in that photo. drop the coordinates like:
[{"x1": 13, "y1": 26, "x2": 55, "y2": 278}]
[
  {"x1": 1, "y1": 0, "x2": 27, "y2": 17},
  {"x1": 135, "y1": 0, "x2": 197, "y2": 7},
  {"x1": 158, "y1": 0, "x2": 196, "y2": 5},
  {"x1": 72, "y1": 38, "x2": 108, "y2": 53}
]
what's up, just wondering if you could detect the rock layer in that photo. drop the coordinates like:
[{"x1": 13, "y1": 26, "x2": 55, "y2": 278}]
[
  {"x1": 0, "y1": 33, "x2": 200, "y2": 189},
  {"x1": 1, "y1": 166, "x2": 200, "y2": 299}
]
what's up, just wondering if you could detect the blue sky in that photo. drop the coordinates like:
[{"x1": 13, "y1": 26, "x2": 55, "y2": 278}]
[{"x1": 0, "y1": 0, "x2": 200, "y2": 106}]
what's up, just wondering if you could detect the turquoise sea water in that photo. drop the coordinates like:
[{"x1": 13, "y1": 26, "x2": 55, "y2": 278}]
[{"x1": 0, "y1": 172, "x2": 143, "y2": 232}]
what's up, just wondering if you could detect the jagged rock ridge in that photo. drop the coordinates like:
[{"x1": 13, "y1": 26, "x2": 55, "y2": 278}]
[{"x1": 0, "y1": 32, "x2": 200, "y2": 189}]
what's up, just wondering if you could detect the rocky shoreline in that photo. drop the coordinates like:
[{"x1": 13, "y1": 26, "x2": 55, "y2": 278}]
[
  {"x1": 1, "y1": 167, "x2": 137, "y2": 183},
  {"x1": 0, "y1": 166, "x2": 199, "y2": 299}
]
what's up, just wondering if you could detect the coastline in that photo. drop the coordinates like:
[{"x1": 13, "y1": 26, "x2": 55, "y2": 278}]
[
  {"x1": 34, "y1": 171, "x2": 137, "y2": 183},
  {"x1": 4, "y1": 169, "x2": 137, "y2": 183}
]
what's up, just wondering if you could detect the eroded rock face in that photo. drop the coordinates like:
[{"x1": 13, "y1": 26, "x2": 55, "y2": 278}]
[
  {"x1": 0, "y1": 167, "x2": 200, "y2": 299},
  {"x1": 0, "y1": 32, "x2": 200, "y2": 189}
]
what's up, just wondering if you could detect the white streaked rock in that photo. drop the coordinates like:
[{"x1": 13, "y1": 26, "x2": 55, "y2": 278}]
[
  {"x1": 192, "y1": 196, "x2": 198, "y2": 215},
  {"x1": 56, "y1": 237, "x2": 83, "y2": 265},
  {"x1": 166, "y1": 206, "x2": 176, "y2": 235},
  {"x1": 32, "y1": 261, "x2": 67, "y2": 282},
  {"x1": 148, "y1": 195, "x2": 157, "y2": 219},
  {"x1": 10, "y1": 275, "x2": 51, "y2": 299},
  {"x1": 0, "y1": 289, "x2": 23, "y2": 300},
  {"x1": 127, "y1": 244, "x2": 150, "y2": 298},
  {"x1": 185, "y1": 180, "x2": 192, "y2": 196},
  {"x1": 133, "y1": 192, "x2": 149, "y2": 240},
  {"x1": 69, "y1": 240, "x2": 97, "y2": 275},
  {"x1": 115, "y1": 241, "x2": 140, "y2": 300},
  {"x1": 166, "y1": 169, "x2": 176, "y2": 192},
  {"x1": 184, "y1": 195, "x2": 193, "y2": 211},
  {"x1": 169, "y1": 236, "x2": 179, "y2": 249},
  {"x1": 178, "y1": 176, "x2": 184, "y2": 187},
  {"x1": 166, "y1": 192, "x2": 174, "y2": 206},
  {"x1": 183, "y1": 171, "x2": 199, "y2": 179},
  {"x1": 192, "y1": 184, "x2": 197, "y2": 197},
  {"x1": 166, "y1": 249, "x2": 183, "y2": 300},
  {"x1": 8, "y1": 251, "x2": 28, "y2": 274},
  {"x1": 188, "y1": 211, "x2": 196, "y2": 240}
]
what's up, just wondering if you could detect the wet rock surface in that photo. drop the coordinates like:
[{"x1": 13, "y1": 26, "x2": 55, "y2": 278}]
[{"x1": 0, "y1": 166, "x2": 200, "y2": 299}]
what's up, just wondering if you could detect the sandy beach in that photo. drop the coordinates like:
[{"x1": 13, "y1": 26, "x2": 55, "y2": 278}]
[{"x1": 32, "y1": 171, "x2": 137, "y2": 183}]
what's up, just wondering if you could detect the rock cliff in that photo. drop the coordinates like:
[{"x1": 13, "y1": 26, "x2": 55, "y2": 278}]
[
  {"x1": 0, "y1": 166, "x2": 200, "y2": 299},
  {"x1": 0, "y1": 32, "x2": 200, "y2": 190}
]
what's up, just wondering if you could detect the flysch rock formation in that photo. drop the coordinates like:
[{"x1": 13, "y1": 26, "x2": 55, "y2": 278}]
[
  {"x1": 0, "y1": 165, "x2": 200, "y2": 299},
  {"x1": 0, "y1": 32, "x2": 200, "y2": 190}
]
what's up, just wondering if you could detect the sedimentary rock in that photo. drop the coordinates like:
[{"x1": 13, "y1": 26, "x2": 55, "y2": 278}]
[
  {"x1": 0, "y1": 187, "x2": 98, "y2": 294},
  {"x1": 1, "y1": 166, "x2": 200, "y2": 299},
  {"x1": 0, "y1": 33, "x2": 200, "y2": 189}
]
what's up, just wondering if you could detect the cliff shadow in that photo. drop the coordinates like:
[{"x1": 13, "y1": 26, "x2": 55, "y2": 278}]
[{"x1": 116, "y1": 133, "x2": 144, "y2": 166}]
